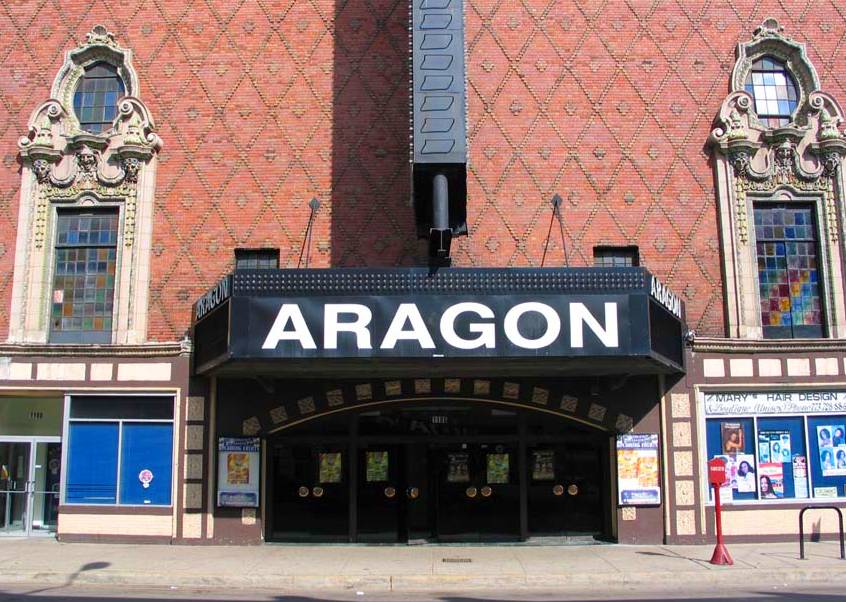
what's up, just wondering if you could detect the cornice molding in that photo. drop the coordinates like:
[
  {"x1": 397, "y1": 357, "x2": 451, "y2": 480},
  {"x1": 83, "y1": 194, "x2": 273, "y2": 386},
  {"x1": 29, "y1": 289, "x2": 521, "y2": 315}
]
[
  {"x1": 0, "y1": 341, "x2": 190, "y2": 358},
  {"x1": 692, "y1": 337, "x2": 846, "y2": 354}
]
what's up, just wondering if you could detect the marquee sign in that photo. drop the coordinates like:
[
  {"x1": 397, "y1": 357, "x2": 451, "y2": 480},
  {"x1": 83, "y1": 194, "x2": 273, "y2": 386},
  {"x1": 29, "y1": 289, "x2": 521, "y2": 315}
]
[{"x1": 192, "y1": 267, "x2": 686, "y2": 375}]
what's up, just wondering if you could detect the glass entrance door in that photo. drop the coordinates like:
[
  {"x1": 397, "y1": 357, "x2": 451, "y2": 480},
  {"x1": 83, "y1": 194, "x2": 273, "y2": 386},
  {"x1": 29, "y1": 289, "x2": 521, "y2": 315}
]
[
  {"x1": 433, "y1": 442, "x2": 520, "y2": 542},
  {"x1": 0, "y1": 439, "x2": 61, "y2": 536},
  {"x1": 0, "y1": 442, "x2": 30, "y2": 534}
]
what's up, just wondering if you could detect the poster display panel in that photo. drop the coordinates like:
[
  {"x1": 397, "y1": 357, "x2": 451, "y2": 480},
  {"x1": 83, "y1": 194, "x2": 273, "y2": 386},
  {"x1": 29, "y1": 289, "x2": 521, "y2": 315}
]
[
  {"x1": 217, "y1": 437, "x2": 260, "y2": 507},
  {"x1": 616, "y1": 433, "x2": 660, "y2": 505}
]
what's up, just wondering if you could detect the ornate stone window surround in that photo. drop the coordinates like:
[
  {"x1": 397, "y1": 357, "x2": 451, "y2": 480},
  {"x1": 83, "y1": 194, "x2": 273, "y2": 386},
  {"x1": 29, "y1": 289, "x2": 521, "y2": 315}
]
[
  {"x1": 10, "y1": 26, "x2": 161, "y2": 344},
  {"x1": 710, "y1": 19, "x2": 846, "y2": 339}
]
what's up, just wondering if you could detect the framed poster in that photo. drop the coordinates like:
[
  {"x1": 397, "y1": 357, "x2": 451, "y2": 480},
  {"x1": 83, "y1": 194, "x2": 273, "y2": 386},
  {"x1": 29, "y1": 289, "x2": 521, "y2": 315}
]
[
  {"x1": 486, "y1": 453, "x2": 510, "y2": 484},
  {"x1": 217, "y1": 437, "x2": 260, "y2": 507},
  {"x1": 366, "y1": 451, "x2": 389, "y2": 482},
  {"x1": 616, "y1": 433, "x2": 661, "y2": 506},
  {"x1": 532, "y1": 450, "x2": 555, "y2": 481},
  {"x1": 447, "y1": 453, "x2": 469, "y2": 482},
  {"x1": 319, "y1": 452, "x2": 343, "y2": 483}
]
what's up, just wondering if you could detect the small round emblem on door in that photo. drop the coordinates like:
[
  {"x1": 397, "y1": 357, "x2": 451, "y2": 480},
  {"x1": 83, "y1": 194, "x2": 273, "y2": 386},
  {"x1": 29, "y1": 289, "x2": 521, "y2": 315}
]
[
  {"x1": 298, "y1": 486, "x2": 309, "y2": 498},
  {"x1": 567, "y1": 484, "x2": 579, "y2": 496},
  {"x1": 552, "y1": 484, "x2": 564, "y2": 496},
  {"x1": 466, "y1": 486, "x2": 478, "y2": 498},
  {"x1": 480, "y1": 486, "x2": 492, "y2": 497},
  {"x1": 407, "y1": 487, "x2": 420, "y2": 499},
  {"x1": 384, "y1": 486, "x2": 396, "y2": 498},
  {"x1": 312, "y1": 486, "x2": 324, "y2": 498}
]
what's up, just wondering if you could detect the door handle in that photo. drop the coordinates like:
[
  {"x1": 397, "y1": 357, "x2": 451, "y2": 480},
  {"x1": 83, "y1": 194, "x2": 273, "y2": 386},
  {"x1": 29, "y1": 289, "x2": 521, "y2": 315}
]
[
  {"x1": 480, "y1": 486, "x2": 492, "y2": 497},
  {"x1": 465, "y1": 486, "x2": 477, "y2": 498},
  {"x1": 406, "y1": 486, "x2": 420, "y2": 499},
  {"x1": 384, "y1": 486, "x2": 396, "y2": 498},
  {"x1": 298, "y1": 486, "x2": 310, "y2": 498}
]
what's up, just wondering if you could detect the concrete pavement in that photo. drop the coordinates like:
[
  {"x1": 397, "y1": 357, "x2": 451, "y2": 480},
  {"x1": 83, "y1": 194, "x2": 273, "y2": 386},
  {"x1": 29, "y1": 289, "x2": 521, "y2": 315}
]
[{"x1": 0, "y1": 539, "x2": 845, "y2": 592}]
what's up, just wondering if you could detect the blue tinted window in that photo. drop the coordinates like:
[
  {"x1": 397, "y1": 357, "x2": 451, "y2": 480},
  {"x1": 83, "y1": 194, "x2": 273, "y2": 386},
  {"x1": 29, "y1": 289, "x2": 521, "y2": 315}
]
[
  {"x1": 119, "y1": 423, "x2": 173, "y2": 505},
  {"x1": 66, "y1": 422, "x2": 118, "y2": 504}
]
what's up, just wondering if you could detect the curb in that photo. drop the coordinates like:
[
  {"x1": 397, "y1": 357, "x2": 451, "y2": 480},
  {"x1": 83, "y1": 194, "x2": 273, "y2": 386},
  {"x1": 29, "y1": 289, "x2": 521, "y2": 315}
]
[{"x1": 3, "y1": 567, "x2": 846, "y2": 592}]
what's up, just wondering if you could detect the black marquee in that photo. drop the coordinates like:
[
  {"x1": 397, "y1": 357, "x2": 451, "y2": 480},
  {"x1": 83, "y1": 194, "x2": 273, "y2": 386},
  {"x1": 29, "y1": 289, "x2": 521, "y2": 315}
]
[{"x1": 192, "y1": 267, "x2": 686, "y2": 377}]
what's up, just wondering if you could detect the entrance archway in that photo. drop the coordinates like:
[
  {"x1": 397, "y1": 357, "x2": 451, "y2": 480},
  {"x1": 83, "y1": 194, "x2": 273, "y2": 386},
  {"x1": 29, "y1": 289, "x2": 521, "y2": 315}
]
[{"x1": 265, "y1": 397, "x2": 613, "y2": 543}]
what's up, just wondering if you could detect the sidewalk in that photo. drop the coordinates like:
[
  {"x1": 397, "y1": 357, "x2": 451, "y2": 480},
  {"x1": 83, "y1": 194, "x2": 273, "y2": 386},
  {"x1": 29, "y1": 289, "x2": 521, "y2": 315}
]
[{"x1": 0, "y1": 539, "x2": 845, "y2": 592}]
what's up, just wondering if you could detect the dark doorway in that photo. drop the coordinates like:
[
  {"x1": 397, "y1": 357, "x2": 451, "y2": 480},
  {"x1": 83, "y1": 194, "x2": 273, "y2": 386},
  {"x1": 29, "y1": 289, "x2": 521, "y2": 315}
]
[{"x1": 267, "y1": 402, "x2": 610, "y2": 543}]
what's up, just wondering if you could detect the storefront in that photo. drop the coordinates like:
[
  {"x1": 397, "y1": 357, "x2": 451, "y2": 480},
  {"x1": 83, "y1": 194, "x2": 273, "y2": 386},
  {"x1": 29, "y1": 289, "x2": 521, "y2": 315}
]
[{"x1": 194, "y1": 266, "x2": 686, "y2": 544}]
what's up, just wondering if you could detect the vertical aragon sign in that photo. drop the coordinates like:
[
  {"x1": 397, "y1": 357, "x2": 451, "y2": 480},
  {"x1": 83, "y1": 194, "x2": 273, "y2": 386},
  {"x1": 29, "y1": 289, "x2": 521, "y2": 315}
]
[{"x1": 217, "y1": 437, "x2": 260, "y2": 508}]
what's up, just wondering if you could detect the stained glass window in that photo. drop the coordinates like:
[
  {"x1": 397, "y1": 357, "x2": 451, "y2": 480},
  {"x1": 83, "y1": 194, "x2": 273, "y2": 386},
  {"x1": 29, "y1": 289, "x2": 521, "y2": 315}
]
[
  {"x1": 50, "y1": 210, "x2": 119, "y2": 343},
  {"x1": 755, "y1": 204, "x2": 823, "y2": 338},
  {"x1": 744, "y1": 57, "x2": 799, "y2": 128},
  {"x1": 72, "y1": 62, "x2": 125, "y2": 134}
]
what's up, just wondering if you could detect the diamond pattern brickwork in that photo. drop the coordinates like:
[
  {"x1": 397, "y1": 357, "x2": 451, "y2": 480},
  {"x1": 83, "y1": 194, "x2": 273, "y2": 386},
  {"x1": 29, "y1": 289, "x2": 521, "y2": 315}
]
[{"x1": 2, "y1": 1, "x2": 846, "y2": 340}]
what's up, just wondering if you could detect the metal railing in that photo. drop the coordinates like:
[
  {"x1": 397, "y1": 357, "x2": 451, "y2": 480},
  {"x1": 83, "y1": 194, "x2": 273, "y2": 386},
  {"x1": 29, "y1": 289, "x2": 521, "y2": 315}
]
[{"x1": 798, "y1": 506, "x2": 845, "y2": 560}]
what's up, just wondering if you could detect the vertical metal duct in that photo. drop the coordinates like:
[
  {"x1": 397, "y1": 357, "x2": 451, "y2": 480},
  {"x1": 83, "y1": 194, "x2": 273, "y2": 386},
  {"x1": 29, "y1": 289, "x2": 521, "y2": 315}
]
[{"x1": 411, "y1": 0, "x2": 468, "y2": 264}]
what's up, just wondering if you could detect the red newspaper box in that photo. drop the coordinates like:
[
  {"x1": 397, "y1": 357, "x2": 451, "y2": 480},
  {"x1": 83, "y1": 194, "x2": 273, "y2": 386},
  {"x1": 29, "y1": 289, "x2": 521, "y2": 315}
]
[
  {"x1": 708, "y1": 457, "x2": 727, "y2": 486},
  {"x1": 707, "y1": 457, "x2": 733, "y2": 565}
]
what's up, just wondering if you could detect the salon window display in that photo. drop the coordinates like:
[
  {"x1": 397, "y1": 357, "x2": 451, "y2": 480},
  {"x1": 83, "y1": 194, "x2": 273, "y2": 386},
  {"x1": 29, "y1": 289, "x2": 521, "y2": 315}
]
[{"x1": 706, "y1": 414, "x2": 846, "y2": 501}]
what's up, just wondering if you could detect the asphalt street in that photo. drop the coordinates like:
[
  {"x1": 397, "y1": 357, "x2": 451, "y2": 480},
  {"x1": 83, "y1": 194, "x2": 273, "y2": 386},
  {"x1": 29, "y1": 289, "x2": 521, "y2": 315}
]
[{"x1": 0, "y1": 583, "x2": 844, "y2": 601}]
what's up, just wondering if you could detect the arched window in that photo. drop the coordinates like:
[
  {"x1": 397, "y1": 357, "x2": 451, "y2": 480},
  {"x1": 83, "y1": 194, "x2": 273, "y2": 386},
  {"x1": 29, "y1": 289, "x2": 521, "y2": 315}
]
[
  {"x1": 72, "y1": 62, "x2": 125, "y2": 134},
  {"x1": 744, "y1": 57, "x2": 799, "y2": 128}
]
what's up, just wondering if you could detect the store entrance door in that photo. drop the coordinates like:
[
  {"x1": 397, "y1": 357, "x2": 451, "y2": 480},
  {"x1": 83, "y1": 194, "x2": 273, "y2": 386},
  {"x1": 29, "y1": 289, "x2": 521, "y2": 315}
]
[{"x1": 0, "y1": 439, "x2": 61, "y2": 536}]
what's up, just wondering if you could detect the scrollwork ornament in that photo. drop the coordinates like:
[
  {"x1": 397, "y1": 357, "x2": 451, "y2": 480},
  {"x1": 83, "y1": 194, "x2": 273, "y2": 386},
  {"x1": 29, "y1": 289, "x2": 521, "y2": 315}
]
[{"x1": 823, "y1": 152, "x2": 842, "y2": 177}]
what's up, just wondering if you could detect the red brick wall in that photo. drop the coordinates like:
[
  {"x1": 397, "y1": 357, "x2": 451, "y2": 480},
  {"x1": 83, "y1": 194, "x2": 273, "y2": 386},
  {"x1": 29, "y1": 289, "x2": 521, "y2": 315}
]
[{"x1": 1, "y1": 2, "x2": 844, "y2": 340}]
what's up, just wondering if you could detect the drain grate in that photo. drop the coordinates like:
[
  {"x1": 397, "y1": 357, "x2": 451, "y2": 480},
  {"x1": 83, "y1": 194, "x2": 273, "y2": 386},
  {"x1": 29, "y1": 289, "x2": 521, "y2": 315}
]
[{"x1": 441, "y1": 557, "x2": 472, "y2": 563}]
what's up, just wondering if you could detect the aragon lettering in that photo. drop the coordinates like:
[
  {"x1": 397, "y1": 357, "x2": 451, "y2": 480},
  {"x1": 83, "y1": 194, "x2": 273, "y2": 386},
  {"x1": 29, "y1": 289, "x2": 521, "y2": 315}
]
[
  {"x1": 261, "y1": 301, "x2": 619, "y2": 353},
  {"x1": 195, "y1": 277, "x2": 231, "y2": 321},
  {"x1": 650, "y1": 276, "x2": 682, "y2": 318}
]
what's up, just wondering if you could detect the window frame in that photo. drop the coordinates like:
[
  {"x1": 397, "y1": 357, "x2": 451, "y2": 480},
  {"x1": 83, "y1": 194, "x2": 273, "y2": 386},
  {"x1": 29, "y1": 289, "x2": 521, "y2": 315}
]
[
  {"x1": 592, "y1": 246, "x2": 640, "y2": 268},
  {"x1": 60, "y1": 393, "x2": 176, "y2": 508},
  {"x1": 234, "y1": 248, "x2": 280, "y2": 271},
  {"x1": 743, "y1": 56, "x2": 800, "y2": 128},
  {"x1": 751, "y1": 201, "x2": 826, "y2": 339},
  {"x1": 72, "y1": 61, "x2": 126, "y2": 134},
  {"x1": 49, "y1": 206, "x2": 121, "y2": 344}
]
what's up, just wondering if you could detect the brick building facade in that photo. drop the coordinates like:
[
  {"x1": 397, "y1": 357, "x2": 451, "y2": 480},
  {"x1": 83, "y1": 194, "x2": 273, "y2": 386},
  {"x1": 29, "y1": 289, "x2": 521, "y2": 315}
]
[{"x1": 1, "y1": 2, "x2": 846, "y2": 545}]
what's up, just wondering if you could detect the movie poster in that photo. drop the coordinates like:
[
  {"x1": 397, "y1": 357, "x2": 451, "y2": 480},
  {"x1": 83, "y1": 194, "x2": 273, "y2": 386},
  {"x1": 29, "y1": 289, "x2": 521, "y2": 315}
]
[
  {"x1": 366, "y1": 451, "x2": 389, "y2": 482},
  {"x1": 319, "y1": 452, "x2": 343, "y2": 483},
  {"x1": 447, "y1": 453, "x2": 470, "y2": 483},
  {"x1": 532, "y1": 450, "x2": 555, "y2": 481},
  {"x1": 721, "y1": 422, "x2": 744, "y2": 454},
  {"x1": 217, "y1": 437, "x2": 260, "y2": 507},
  {"x1": 817, "y1": 425, "x2": 846, "y2": 477},
  {"x1": 759, "y1": 462, "x2": 784, "y2": 498},
  {"x1": 616, "y1": 434, "x2": 661, "y2": 505},
  {"x1": 486, "y1": 453, "x2": 510, "y2": 484}
]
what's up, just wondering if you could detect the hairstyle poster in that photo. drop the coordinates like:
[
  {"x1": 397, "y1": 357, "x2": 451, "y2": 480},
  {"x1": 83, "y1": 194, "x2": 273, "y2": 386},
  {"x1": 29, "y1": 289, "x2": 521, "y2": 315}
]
[
  {"x1": 817, "y1": 425, "x2": 846, "y2": 477},
  {"x1": 793, "y1": 455, "x2": 809, "y2": 498},
  {"x1": 217, "y1": 437, "x2": 260, "y2": 507},
  {"x1": 734, "y1": 453, "x2": 756, "y2": 493},
  {"x1": 758, "y1": 462, "x2": 784, "y2": 499},
  {"x1": 721, "y1": 422, "x2": 744, "y2": 454},
  {"x1": 758, "y1": 431, "x2": 791, "y2": 464}
]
